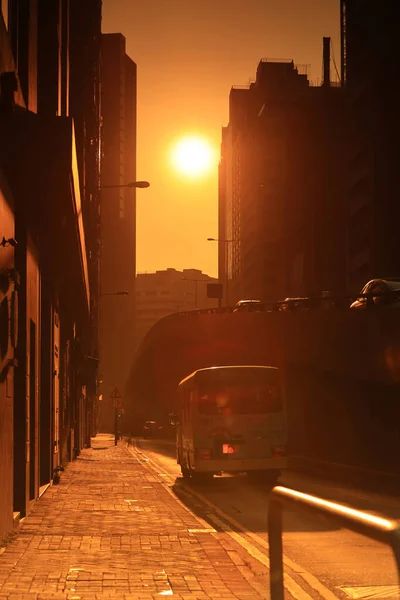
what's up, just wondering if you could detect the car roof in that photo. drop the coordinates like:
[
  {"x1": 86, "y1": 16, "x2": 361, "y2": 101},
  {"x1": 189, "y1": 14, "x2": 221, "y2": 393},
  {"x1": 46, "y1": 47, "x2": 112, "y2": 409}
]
[
  {"x1": 364, "y1": 278, "x2": 400, "y2": 290},
  {"x1": 178, "y1": 365, "x2": 279, "y2": 386},
  {"x1": 236, "y1": 299, "x2": 261, "y2": 305}
]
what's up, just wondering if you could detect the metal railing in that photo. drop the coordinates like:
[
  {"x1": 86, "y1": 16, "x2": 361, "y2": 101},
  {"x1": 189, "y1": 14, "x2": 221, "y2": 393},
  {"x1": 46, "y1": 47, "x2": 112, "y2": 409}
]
[
  {"x1": 268, "y1": 486, "x2": 400, "y2": 600},
  {"x1": 162, "y1": 290, "x2": 400, "y2": 320}
]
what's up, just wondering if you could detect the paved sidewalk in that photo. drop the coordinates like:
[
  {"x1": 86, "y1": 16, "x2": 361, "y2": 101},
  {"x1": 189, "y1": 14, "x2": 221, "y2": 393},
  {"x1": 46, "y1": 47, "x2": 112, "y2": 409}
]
[{"x1": 0, "y1": 435, "x2": 269, "y2": 600}]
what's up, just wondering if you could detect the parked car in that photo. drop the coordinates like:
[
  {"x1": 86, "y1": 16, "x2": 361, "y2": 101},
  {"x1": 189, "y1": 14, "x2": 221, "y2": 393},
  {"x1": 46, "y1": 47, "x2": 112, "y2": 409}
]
[
  {"x1": 143, "y1": 420, "x2": 164, "y2": 438},
  {"x1": 279, "y1": 297, "x2": 309, "y2": 311},
  {"x1": 233, "y1": 299, "x2": 262, "y2": 312},
  {"x1": 350, "y1": 278, "x2": 400, "y2": 309}
]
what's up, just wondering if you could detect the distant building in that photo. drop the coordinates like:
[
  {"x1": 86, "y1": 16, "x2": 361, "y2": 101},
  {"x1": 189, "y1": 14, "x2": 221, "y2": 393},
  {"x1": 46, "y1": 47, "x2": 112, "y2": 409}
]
[
  {"x1": 219, "y1": 57, "x2": 347, "y2": 304},
  {"x1": 135, "y1": 269, "x2": 218, "y2": 350},
  {"x1": 99, "y1": 33, "x2": 137, "y2": 431}
]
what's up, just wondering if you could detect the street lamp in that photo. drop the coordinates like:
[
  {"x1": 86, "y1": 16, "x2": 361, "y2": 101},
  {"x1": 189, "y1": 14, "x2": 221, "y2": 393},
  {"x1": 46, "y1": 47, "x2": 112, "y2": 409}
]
[
  {"x1": 207, "y1": 237, "x2": 241, "y2": 305},
  {"x1": 100, "y1": 180, "x2": 150, "y2": 189},
  {"x1": 181, "y1": 277, "x2": 210, "y2": 309}
]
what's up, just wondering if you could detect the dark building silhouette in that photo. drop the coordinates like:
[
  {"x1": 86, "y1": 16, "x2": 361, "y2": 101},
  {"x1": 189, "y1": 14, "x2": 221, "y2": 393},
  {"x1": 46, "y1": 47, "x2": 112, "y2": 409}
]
[
  {"x1": 0, "y1": 0, "x2": 101, "y2": 537},
  {"x1": 99, "y1": 34, "x2": 137, "y2": 431},
  {"x1": 341, "y1": 0, "x2": 400, "y2": 290},
  {"x1": 219, "y1": 57, "x2": 347, "y2": 304}
]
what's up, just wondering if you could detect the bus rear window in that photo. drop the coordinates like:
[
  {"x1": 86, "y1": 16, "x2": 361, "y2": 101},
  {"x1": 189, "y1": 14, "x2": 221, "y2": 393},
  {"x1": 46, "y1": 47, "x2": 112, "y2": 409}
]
[{"x1": 198, "y1": 385, "x2": 282, "y2": 415}]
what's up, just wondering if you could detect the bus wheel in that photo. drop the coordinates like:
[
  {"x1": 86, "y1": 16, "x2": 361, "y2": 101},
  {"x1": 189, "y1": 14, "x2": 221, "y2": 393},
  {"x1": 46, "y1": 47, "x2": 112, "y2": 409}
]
[
  {"x1": 181, "y1": 466, "x2": 191, "y2": 479},
  {"x1": 192, "y1": 472, "x2": 213, "y2": 484}
]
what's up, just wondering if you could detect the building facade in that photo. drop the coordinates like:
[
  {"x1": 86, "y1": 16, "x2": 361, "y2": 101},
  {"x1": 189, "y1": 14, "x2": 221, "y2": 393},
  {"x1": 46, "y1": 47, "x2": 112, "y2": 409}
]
[
  {"x1": 98, "y1": 34, "x2": 137, "y2": 431},
  {"x1": 135, "y1": 268, "x2": 218, "y2": 350},
  {"x1": 0, "y1": 0, "x2": 101, "y2": 538},
  {"x1": 341, "y1": 0, "x2": 400, "y2": 291},
  {"x1": 219, "y1": 57, "x2": 347, "y2": 304}
]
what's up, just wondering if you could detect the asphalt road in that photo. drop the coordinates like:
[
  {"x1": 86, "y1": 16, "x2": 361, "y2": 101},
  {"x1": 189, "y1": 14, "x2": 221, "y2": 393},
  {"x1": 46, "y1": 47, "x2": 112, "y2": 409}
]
[{"x1": 135, "y1": 437, "x2": 400, "y2": 600}]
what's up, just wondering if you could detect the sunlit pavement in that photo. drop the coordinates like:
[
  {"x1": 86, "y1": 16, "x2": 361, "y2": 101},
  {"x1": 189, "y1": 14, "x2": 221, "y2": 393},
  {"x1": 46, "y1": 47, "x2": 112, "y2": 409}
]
[
  {"x1": 0, "y1": 433, "x2": 275, "y2": 600},
  {"x1": 136, "y1": 437, "x2": 400, "y2": 600},
  {"x1": 1, "y1": 434, "x2": 399, "y2": 600}
]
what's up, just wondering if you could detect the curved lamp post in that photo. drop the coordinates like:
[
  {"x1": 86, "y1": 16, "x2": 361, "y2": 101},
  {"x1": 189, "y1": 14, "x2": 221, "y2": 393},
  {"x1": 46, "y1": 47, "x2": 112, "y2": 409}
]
[
  {"x1": 181, "y1": 276, "x2": 211, "y2": 309},
  {"x1": 100, "y1": 181, "x2": 150, "y2": 189}
]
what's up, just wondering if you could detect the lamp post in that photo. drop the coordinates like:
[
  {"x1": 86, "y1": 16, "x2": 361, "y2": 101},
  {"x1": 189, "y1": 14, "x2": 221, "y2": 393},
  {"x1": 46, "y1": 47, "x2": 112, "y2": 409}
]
[
  {"x1": 99, "y1": 291, "x2": 129, "y2": 443},
  {"x1": 99, "y1": 181, "x2": 150, "y2": 438},
  {"x1": 100, "y1": 180, "x2": 150, "y2": 189},
  {"x1": 207, "y1": 237, "x2": 241, "y2": 306},
  {"x1": 181, "y1": 277, "x2": 210, "y2": 309}
]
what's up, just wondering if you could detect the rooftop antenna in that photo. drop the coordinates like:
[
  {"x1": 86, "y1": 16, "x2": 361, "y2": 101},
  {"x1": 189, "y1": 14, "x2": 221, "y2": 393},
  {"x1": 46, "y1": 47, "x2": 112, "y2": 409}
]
[{"x1": 322, "y1": 37, "x2": 331, "y2": 87}]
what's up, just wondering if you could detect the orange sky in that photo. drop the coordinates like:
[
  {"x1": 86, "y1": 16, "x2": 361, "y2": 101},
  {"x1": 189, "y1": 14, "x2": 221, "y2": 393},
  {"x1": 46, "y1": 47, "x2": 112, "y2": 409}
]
[{"x1": 102, "y1": 0, "x2": 340, "y2": 278}]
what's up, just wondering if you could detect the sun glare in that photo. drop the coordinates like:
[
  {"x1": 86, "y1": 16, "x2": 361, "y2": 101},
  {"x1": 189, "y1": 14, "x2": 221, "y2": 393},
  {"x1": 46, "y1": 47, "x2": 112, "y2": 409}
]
[{"x1": 171, "y1": 136, "x2": 216, "y2": 177}]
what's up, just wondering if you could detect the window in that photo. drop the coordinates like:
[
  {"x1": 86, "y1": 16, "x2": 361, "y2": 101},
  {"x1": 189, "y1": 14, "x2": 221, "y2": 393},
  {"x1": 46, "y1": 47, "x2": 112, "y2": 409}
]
[
  {"x1": 198, "y1": 384, "x2": 282, "y2": 415},
  {"x1": 371, "y1": 282, "x2": 387, "y2": 305}
]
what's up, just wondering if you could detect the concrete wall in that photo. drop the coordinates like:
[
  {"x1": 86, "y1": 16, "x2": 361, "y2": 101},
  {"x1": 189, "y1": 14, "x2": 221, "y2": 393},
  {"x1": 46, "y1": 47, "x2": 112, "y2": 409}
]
[
  {"x1": 0, "y1": 176, "x2": 15, "y2": 539},
  {"x1": 14, "y1": 230, "x2": 40, "y2": 517}
]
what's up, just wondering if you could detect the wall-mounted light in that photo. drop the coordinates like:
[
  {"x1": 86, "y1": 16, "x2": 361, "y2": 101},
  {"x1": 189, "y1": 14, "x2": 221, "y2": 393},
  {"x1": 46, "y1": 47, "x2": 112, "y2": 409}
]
[{"x1": 0, "y1": 237, "x2": 17, "y2": 248}]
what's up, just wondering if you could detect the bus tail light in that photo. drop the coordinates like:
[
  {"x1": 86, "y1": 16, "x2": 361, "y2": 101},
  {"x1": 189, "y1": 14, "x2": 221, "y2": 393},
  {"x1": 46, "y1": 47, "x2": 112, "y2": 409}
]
[
  {"x1": 272, "y1": 445, "x2": 286, "y2": 457},
  {"x1": 195, "y1": 448, "x2": 213, "y2": 460},
  {"x1": 222, "y1": 443, "x2": 237, "y2": 454}
]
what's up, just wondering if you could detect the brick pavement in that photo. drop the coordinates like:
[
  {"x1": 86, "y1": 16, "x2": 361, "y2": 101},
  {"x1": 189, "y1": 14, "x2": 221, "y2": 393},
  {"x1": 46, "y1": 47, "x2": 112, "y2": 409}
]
[{"x1": 0, "y1": 434, "x2": 270, "y2": 600}]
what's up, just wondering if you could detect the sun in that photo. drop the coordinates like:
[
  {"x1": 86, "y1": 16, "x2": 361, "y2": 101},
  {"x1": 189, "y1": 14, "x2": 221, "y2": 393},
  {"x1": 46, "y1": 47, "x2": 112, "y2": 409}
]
[{"x1": 171, "y1": 136, "x2": 216, "y2": 177}]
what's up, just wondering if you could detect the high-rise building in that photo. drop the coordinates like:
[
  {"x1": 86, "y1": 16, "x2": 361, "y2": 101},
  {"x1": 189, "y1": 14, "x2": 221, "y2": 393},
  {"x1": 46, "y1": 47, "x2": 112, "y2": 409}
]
[
  {"x1": 341, "y1": 0, "x2": 400, "y2": 290},
  {"x1": 219, "y1": 57, "x2": 347, "y2": 304},
  {"x1": 0, "y1": 0, "x2": 101, "y2": 535},
  {"x1": 99, "y1": 33, "x2": 137, "y2": 431}
]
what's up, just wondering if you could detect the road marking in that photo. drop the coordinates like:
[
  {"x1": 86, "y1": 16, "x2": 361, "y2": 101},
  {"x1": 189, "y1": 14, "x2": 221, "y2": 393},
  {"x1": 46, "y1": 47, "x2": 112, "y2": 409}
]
[
  {"x1": 129, "y1": 445, "x2": 266, "y2": 598},
  {"x1": 130, "y1": 443, "x2": 340, "y2": 600},
  {"x1": 130, "y1": 446, "x2": 217, "y2": 532},
  {"x1": 207, "y1": 512, "x2": 314, "y2": 600},
  {"x1": 340, "y1": 586, "x2": 400, "y2": 599},
  {"x1": 155, "y1": 460, "x2": 340, "y2": 600}
]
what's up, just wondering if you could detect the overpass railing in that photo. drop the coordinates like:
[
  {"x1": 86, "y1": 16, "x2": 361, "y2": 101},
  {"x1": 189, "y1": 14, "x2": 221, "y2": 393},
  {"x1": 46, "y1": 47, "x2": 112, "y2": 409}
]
[
  {"x1": 163, "y1": 290, "x2": 400, "y2": 319},
  {"x1": 268, "y1": 486, "x2": 400, "y2": 600}
]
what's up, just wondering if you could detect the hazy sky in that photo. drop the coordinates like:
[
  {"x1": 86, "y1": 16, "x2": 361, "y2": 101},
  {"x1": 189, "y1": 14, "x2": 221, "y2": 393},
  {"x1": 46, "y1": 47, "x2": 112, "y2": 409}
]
[{"x1": 102, "y1": 0, "x2": 340, "y2": 277}]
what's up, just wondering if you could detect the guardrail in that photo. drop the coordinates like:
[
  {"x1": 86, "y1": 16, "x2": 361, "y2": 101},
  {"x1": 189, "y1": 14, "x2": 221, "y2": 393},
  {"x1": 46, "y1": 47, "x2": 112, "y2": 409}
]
[
  {"x1": 163, "y1": 290, "x2": 400, "y2": 319},
  {"x1": 268, "y1": 486, "x2": 400, "y2": 600}
]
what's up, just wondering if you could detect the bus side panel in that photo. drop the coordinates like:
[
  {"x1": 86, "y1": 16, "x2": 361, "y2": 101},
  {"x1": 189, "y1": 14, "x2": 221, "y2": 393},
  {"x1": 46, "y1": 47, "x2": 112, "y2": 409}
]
[
  {"x1": 176, "y1": 386, "x2": 184, "y2": 466},
  {"x1": 177, "y1": 384, "x2": 194, "y2": 470},
  {"x1": 186, "y1": 386, "x2": 195, "y2": 469}
]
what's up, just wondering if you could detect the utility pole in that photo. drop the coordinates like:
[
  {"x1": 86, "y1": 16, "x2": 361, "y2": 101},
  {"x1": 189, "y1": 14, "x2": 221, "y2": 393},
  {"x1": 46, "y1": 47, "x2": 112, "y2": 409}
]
[
  {"x1": 114, "y1": 407, "x2": 118, "y2": 445},
  {"x1": 110, "y1": 387, "x2": 122, "y2": 445}
]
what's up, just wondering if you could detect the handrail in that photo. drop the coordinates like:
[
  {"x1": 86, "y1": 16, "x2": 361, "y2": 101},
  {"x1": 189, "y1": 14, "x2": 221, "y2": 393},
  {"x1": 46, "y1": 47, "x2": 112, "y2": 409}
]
[
  {"x1": 268, "y1": 486, "x2": 400, "y2": 600},
  {"x1": 161, "y1": 290, "x2": 400, "y2": 319},
  {"x1": 134, "y1": 289, "x2": 400, "y2": 357}
]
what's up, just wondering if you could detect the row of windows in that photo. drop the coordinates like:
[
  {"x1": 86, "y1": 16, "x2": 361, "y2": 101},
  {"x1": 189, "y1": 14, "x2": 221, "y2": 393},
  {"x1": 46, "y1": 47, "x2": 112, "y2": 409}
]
[
  {"x1": 136, "y1": 290, "x2": 194, "y2": 297},
  {"x1": 136, "y1": 290, "x2": 170, "y2": 296}
]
